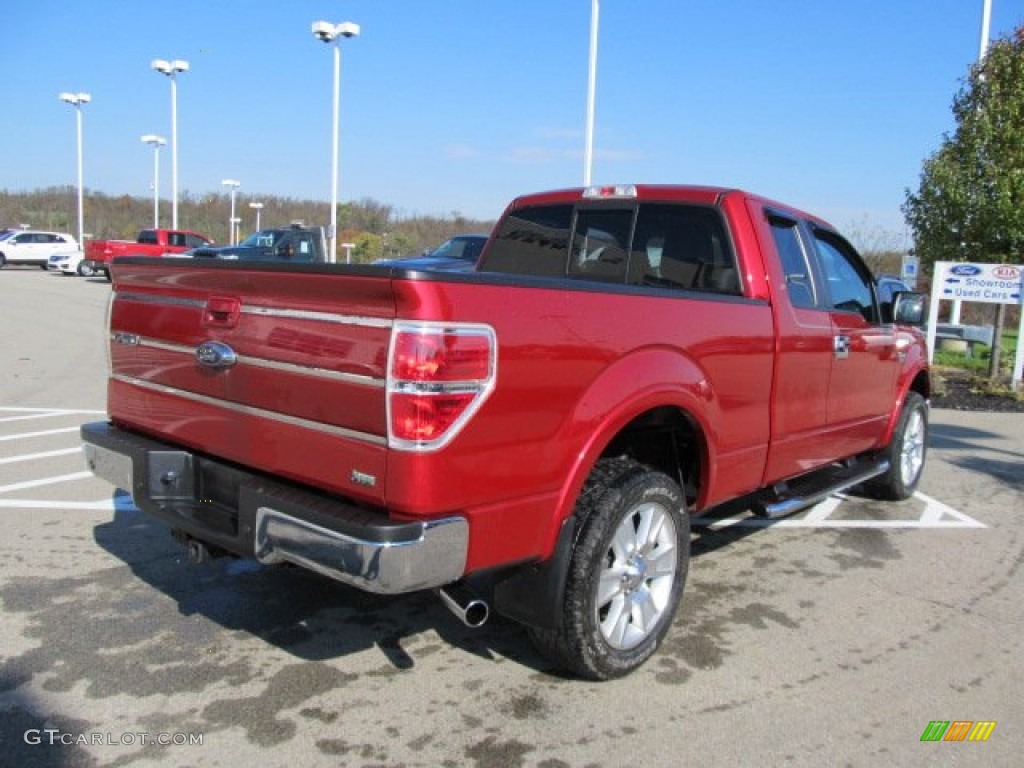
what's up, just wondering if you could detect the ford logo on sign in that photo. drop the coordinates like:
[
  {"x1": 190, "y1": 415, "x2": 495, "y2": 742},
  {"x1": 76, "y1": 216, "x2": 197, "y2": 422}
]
[
  {"x1": 950, "y1": 264, "x2": 982, "y2": 276},
  {"x1": 196, "y1": 341, "x2": 237, "y2": 369}
]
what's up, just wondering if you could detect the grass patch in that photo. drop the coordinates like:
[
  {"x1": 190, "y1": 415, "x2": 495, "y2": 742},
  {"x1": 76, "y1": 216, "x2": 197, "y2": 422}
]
[{"x1": 932, "y1": 330, "x2": 1019, "y2": 374}]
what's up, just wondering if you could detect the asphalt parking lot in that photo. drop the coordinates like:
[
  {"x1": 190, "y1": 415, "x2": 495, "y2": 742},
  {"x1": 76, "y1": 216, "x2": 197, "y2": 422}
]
[{"x1": 1, "y1": 269, "x2": 1021, "y2": 767}]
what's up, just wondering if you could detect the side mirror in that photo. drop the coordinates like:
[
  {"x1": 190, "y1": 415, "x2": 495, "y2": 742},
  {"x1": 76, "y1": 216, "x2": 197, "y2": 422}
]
[{"x1": 893, "y1": 292, "x2": 926, "y2": 326}]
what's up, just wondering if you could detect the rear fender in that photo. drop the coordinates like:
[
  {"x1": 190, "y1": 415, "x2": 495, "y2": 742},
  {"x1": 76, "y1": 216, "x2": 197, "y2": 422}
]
[{"x1": 544, "y1": 347, "x2": 714, "y2": 558}]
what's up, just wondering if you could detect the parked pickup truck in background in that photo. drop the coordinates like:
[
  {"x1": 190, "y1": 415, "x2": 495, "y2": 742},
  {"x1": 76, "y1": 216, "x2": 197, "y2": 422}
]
[
  {"x1": 185, "y1": 224, "x2": 326, "y2": 263},
  {"x1": 84, "y1": 228, "x2": 213, "y2": 279},
  {"x1": 81, "y1": 184, "x2": 930, "y2": 679}
]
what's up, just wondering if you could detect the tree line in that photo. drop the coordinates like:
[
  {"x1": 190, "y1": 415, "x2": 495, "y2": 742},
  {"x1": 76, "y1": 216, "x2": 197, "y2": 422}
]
[{"x1": 0, "y1": 187, "x2": 495, "y2": 263}]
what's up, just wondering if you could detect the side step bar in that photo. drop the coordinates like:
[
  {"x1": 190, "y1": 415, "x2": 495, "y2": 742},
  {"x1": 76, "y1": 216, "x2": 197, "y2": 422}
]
[{"x1": 753, "y1": 456, "x2": 890, "y2": 519}]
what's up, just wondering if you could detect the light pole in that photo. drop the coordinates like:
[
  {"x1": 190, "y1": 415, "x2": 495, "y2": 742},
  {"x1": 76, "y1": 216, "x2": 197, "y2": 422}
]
[
  {"x1": 151, "y1": 58, "x2": 189, "y2": 229},
  {"x1": 249, "y1": 201, "x2": 264, "y2": 231},
  {"x1": 583, "y1": 0, "x2": 599, "y2": 186},
  {"x1": 951, "y1": 0, "x2": 994, "y2": 325},
  {"x1": 312, "y1": 19, "x2": 360, "y2": 263},
  {"x1": 979, "y1": 0, "x2": 993, "y2": 59},
  {"x1": 140, "y1": 134, "x2": 166, "y2": 228},
  {"x1": 221, "y1": 179, "x2": 241, "y2": 244},
  {"x1": 58, "y1": 92, "x2": 90, "y2": 247}
]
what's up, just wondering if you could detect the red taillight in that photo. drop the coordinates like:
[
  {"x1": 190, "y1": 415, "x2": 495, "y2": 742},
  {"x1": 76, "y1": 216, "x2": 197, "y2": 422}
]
[
  {"x1": 388, "y1": 324, "x2": 496, "y2": 450},
  {"x1": 392, "y1": 330, "x2": 492, "y2": 382}
]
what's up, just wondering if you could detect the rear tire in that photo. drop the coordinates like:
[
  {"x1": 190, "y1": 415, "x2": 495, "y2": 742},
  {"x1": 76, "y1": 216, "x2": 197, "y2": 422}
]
[
  {"x1": 865, "y1": 391, "x2": 928, "y2": 500},
  {"x1": 528, "y1": 458, "x2": 689, "y2": 680},
  {"x1": 77, "y1": 261, "x2": 95, "y2": 277}
]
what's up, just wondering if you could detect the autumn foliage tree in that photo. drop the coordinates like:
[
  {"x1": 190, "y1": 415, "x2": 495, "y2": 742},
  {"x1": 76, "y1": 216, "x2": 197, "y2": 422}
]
[{"x1": 903, "y1": 27, "x2": 1024, "y2": 379}]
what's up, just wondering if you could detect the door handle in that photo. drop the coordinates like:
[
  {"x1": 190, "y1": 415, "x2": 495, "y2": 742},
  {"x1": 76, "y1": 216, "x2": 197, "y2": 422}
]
[{"x1": 834, "y1": 334, "x2": 850, "y2": 360}]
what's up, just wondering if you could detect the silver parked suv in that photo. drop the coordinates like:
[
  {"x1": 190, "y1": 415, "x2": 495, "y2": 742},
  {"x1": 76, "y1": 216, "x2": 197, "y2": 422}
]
[{"x1": 0, "y1": 230, "x2": 78, "y2": 269}]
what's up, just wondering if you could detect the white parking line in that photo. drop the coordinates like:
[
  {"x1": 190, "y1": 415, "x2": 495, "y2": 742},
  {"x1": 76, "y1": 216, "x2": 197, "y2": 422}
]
[
  {"x1": 0, "y1": 471, "x2": 95, "y2": 494},
  {"x1": 0, "y1": 407, "x2": 105, "y2": 414},
  {"x1": 0, "y1": 427, "x2": 82, "y2": 442},
  {"x1": 0, "y1": 447, "x2": 82, "y2": 465},
  {"x1": 0, "y1": 497, "x2": 136, "y2": 511}
]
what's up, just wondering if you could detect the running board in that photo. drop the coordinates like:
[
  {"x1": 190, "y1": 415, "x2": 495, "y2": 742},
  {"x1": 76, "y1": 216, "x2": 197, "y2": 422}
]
[{"x1": 753, "y1": 457, "x2": 890, "y2": 519}]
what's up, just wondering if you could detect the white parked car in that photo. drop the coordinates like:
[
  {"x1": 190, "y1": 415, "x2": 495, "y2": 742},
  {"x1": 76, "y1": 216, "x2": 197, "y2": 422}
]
[
  {"x1": 47, "y1": 250, "x2": 94, "y2": 276},
  {"x1": 0, "y1": 230, "x2": 78, "y2": 269}
]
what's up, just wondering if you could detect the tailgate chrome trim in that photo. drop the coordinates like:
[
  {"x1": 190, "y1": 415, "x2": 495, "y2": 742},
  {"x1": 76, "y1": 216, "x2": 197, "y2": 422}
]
[
  {"x1": 114, "y1": 293, "x2": 394, "y2": 329},
  {"x1": 112, "y1": 334, "x2": 384, "y2": 387},
  {"x1": 242, "y1": 305, "x2": 394, "y2": 329},
  {"x1": 111, "y1": 373, "x2": 387, "y2": 446}
]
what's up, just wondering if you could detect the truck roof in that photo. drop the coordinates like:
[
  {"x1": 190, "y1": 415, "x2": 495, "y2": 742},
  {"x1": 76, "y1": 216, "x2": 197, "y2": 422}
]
[{"x1": 506, "y1": 184, "x2": 834, "y2": 230}]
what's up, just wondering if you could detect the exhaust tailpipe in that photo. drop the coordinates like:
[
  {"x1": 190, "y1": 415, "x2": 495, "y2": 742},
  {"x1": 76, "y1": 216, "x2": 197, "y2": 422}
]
[
  {"x1": 437, "y1": 584, "x2": 490, "y2": 628},
  {"x1": 187, "y1": 538, "x2": 213, "y2": 563}
]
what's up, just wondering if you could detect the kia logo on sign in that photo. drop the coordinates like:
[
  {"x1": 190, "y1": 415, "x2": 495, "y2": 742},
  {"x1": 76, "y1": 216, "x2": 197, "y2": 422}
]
[
  {"x1": 196, "y1": 341, "x2": 237, "y2": 369},
  {"x1": 992, "y1": 265, "x2": 1021, "y2": 280},
  {"x1": 950, "y1": 265, "x2": 982, "y2": 276}
]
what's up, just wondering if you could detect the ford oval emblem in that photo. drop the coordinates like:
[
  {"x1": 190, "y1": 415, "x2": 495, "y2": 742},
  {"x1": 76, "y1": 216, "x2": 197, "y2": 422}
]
[
  {"x1": 196, "y1": 341, "x2": 237, "y2": 369},
  {"x1": 950, "y1": 264, "x2": 982, "y2": 276}
]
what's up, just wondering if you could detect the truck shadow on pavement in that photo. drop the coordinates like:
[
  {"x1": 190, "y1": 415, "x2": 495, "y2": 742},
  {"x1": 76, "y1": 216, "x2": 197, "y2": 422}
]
[
  {"x1": 86, "y1": 491, "x2": 784, "y2": 681},
  {"x1": 91, "y1": 496, "x2": 553, "y2": 677}
]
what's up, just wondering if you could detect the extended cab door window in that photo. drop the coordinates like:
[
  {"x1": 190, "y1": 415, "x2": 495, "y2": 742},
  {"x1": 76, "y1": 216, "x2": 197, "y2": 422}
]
[{"x1": 768, "y1": 216, "x2": 818, "y2": 309}]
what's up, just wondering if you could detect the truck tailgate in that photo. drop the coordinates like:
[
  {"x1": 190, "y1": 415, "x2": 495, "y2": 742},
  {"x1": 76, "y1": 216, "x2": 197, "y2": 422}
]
[{"x1": 107, "y1": 261, "x2": 395, "y2": 505}]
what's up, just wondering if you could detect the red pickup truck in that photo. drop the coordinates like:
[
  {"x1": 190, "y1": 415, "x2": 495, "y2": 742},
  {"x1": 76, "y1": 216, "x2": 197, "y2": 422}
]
[
  {"x1": 81, "y1": 185, "x2": 930, "y2": 679},
  {"x1": 84, "y1": 228, "x2": 213, "y2": 279}
]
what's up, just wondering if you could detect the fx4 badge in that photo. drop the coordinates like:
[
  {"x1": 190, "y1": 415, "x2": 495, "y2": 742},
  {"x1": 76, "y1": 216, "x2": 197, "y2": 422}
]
[{"x1": 196, "y1": 341, "x2": 237, "y2": 369}]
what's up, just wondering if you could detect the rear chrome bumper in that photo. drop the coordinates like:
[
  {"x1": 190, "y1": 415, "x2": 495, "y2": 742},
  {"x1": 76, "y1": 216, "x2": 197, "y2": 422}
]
[{"x1": 81, "y1": 421, "x2": 468, "y2": 593}]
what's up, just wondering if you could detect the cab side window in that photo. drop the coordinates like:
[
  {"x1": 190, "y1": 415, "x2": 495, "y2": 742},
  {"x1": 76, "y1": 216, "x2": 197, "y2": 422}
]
[
  {"x1": 812, "y1": 231, "x2": 878, "y2": 323},
  {"x1": 768, "y1": 216, "x2": 817, "y2": 309}
]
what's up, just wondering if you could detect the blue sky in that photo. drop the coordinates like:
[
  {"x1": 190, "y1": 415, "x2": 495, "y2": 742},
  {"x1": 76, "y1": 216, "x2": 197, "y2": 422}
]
[{"x1": 2, "y1": 1, "x2": 1022, "y2": 240}]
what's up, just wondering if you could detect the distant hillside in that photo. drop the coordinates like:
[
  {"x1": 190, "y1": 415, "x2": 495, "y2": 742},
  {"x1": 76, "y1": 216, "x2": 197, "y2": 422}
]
[{"x1": 0, "y1": 187, "x2": 494, "y2": 263}]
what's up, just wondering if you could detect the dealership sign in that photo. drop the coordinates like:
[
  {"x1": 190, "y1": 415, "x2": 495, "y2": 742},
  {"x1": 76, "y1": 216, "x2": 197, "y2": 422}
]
[
  {"x1": 926, "y1": 261, "x2": 1024, "y2": 389},
  {"x1": 938, "y1": 262, "x2": 1022, "y2": 305}
]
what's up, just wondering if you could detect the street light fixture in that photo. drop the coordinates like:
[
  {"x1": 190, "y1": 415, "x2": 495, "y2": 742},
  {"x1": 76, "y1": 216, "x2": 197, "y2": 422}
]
[
  {"x1": 221, "y1": 179, "x2": 241, "y2": 244},
  {"x1": 58, "y1": 91, "x2": 90, "y2": 248},
  {"x1": 140, "y1": 134, "x2": 166, "y2": 228},
  {"x1": 311, "y1": 19, "x2": 360, "y2": 263},
  {"x1": 151, "y1": 58, "x2": 189, "y2": 229},
  {"x1": 583, "y1": 0, "x2": 599, "y2": 186},
  {"x1": 249, "y1": 201, "x2": 264, "y2": 231}
]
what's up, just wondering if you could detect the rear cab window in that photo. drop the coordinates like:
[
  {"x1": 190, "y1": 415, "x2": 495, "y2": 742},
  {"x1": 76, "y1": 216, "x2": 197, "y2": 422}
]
[{"x1": 481, "y1": 200, "x2": 741, "y2": 295}]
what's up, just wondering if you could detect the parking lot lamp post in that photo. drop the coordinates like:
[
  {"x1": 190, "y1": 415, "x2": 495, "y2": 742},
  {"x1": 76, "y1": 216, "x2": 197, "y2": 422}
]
[
  {"x1": 151, "y1": 59, "x2": 189, "y2": 229},
  {"x1": 140, "y1": 134, "x2": 166, "y2": 228},
  {"x1": 249, "y1": 201, "x2": 264, "y2": 231},
  {"x1": 312, "y1": 20, "x2": 360, "y2": 263},
  {"x1": 58, "y1": 92, "x2": 90, "y2": 247},
  {"x1": 583, "y1": 0, "x2": 599, "y2": 186},
  {"x1": 221, "y1": 179, "x2": 241, "y2": 244}
]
